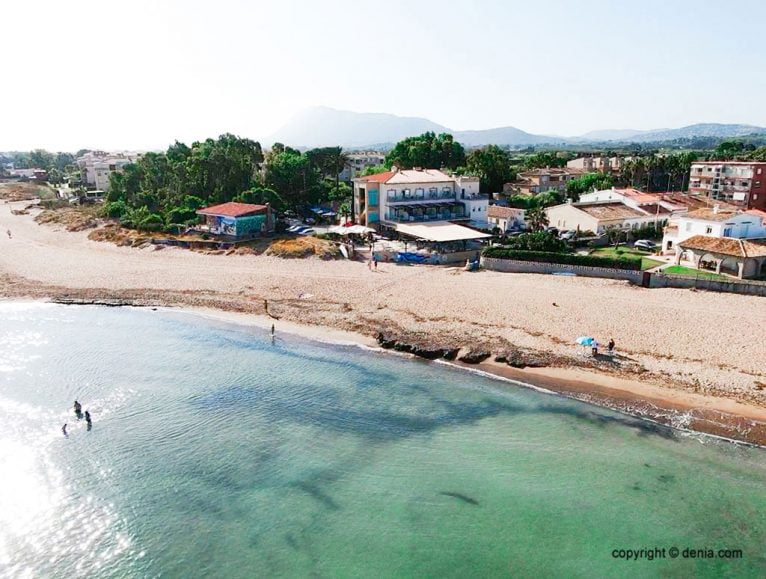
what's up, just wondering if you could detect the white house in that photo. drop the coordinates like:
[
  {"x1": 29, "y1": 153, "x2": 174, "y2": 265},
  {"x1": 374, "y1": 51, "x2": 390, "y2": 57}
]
[
  {"x1": 77, "y1": 151, "x2": 139, "y2": 191},
  {"x1": 546, "y1": 199, "x2": 670, "y2": 235},
  {"x1": 662, "y1": 206, "x2": 766, "y2": 253},
  {"x1": 352, "y1": 168, "x2": 489, "y2": 242},
  {"x1": 487, "y1": 205, "x2": 525, "y2": 232},
  {"x1": 339, "y1": 151, "x2": 386, "y2": 181}
]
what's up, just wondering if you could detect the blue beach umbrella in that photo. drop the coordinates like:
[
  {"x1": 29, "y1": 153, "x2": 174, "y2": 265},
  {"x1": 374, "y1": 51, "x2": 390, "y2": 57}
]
[{"x1": 575, "y1": 336, "x2": 594, "y2": 346}]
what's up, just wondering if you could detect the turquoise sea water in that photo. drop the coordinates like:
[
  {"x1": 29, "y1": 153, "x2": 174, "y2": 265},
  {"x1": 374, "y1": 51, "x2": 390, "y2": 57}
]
[{"x1": 0, "y1": 302, "x2": 764, "y2": 578}]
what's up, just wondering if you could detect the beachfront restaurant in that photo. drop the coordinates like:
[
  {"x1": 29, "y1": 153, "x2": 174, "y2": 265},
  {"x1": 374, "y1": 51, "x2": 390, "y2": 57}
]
[
  {"x1": 376, "y1": 220, "x2": 492, "y2": 264},
  {"x1": 195, "y1": 202, "x2": 274, "y2": 240}
]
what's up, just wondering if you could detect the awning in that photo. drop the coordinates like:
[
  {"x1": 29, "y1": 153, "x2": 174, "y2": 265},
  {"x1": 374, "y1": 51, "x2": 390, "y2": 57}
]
[{"x1": 394, "y1": 222, "x2": 492, "y2": 242}]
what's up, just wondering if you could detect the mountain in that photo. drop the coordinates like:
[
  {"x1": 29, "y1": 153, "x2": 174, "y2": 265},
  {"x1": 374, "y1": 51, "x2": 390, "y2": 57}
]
[
  {"x1": 268, "y1": 107, "x2": 766, "y2": 149},
  {"x1": 578, "y1": 128, "x2": 656, "y2": 141},
  {"x1": 453, "y1": 126, "x2": 556, "y2": 146},
  {"x1": 614, "y1": 123, "x2": 766, "y2": 143},
  {"x1": 268, "y1": 107, "x2": 449, "y2": 148}
]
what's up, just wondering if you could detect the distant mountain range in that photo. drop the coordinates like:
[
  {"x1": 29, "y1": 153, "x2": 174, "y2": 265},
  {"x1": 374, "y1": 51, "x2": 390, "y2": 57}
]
[{"x1": 268, "y1": 106, "x2": 766, "y2": 149}]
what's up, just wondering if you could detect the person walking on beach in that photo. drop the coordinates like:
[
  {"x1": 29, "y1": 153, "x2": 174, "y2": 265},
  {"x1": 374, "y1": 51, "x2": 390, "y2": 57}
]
[
  {"x1": 6, "y1": 229, "x2": 11, "y2": 239},
  {"x1": 373, "y1": 255, "x2": 378, "y2": 270},
  {"x1": 591, "y1": 340, "x2": 599, "y2": 357},
  {"x1": 84, "y1": 410, "x2": 92, "y2": 426}
]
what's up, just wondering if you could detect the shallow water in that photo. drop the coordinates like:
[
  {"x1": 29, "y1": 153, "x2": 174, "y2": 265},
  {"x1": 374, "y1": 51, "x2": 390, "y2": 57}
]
[{"x1": 0, "y1": 302, "x2": 764, "y2": 577}]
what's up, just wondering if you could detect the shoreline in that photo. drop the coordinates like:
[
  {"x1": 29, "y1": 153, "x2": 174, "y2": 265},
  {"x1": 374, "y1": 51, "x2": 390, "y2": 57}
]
[
  {"x1": 1, "y1": 202, "x2": 765, "y2": 447},
  {"x1": 14, "y1": 298, "x2": 763, "y2": 447}
]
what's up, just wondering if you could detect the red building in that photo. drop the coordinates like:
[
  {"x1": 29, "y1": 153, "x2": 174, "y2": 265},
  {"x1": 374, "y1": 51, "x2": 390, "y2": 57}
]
[{"x1": 688, "y1": 161, "x2": 766, "y2": 211}]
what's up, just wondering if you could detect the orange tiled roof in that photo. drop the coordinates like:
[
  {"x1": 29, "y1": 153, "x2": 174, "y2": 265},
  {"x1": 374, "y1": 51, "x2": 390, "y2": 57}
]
[{"x1": 678, "y1": 235, "x2": 766, "y2": 258}]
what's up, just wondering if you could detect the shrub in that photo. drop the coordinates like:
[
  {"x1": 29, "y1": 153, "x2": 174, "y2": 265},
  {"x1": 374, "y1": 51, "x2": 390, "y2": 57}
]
[
  {"x1": 482, "y1": 248, "x2": 642, "y2": 270},
  {"x1": 501, "y1": 231, "x2": 566, "y2": 252}
]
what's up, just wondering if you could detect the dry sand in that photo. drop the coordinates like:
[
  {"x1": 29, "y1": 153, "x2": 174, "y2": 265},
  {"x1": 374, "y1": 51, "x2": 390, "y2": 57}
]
[{"x1": 1, "y1": 200, "x2": 765, "y2": 442}]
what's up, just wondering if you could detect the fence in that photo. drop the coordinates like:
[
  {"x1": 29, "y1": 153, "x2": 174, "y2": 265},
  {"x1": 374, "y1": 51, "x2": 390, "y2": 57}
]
[
  {"x1": 650, "y1": 273, "x2": 766, "y2": 296},
  {"x1": 481, "y1": 257, "x2": 645, "y2": 283},
  {"x1": 481, "y1": 257, "x2": 766, "y2": 297}
]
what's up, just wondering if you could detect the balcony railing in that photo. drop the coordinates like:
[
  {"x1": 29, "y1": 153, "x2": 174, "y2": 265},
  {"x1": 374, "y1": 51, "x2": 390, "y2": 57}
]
[
  {"x1": 387, "y1": 191, "x2": 456, "y2": 202},
  {"x1": 384, "y1": 212, "x2": 466, "y2": 223}
]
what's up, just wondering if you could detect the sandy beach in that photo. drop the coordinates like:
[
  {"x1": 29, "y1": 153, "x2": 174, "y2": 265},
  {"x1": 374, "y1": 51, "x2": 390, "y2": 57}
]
[{"x1": 2, "y1": 200, "x2": 765, "y2": 442}]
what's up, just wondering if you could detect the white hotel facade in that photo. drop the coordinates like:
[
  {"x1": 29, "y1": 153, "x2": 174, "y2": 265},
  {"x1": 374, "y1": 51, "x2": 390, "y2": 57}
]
[{"x1": 353, "y1": 168, "x2": 487, "y2": 229}]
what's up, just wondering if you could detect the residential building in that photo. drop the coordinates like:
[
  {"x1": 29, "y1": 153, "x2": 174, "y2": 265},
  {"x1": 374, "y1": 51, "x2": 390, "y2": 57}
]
[
  {"x1": 339, "y1": 151, "x2": 387, "y2": 181},
  {"x1": 77, "y1": 151, "x2": 140, "y2": 191},
  {"x1": 688, "y1": 161, "x2": 766, "y2": 211},
  {"x1": 546, "y1": 199, "x2": 670, "y2": 235},
  {"x1": 674, "y1": 236, "x2": 766, "y2": 279},
  {"x1": 505, "y1": 167, "x2": 584, "y2": 196},
  {"x1": 195, "y1": 202, "x2": 274, "y2": 238},
  {"x1": 566, "y1": 156, "x2": 632, "y2": 175},
  {"x1": 487, "y1": 205, "x2": 525, "y2": 233},
  {"x1": 9, "y1": 168, "x2": 48, "y2": 180},
  {"x1": 661, "y1": 206, "x2": 766, "y2": 253},
  {"x1": 353, "y1": 168, "x2": 489, "y2": 241}
]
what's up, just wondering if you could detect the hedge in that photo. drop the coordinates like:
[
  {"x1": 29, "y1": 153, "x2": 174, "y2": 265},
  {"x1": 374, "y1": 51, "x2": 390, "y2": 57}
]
[{"x1": 482, "y1": 248, "x2": 642, "y2": 271}]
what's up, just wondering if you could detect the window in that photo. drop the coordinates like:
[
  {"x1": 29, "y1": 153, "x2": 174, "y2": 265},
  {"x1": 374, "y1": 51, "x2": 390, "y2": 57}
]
[
  {"x1": 387, "y1": 188, "x2": 396, "y2": 199},
  {"x1": 723, "y1": 228, "x2": 732, "y2": 237},
  {"x1": 429, "y1": 187, "x2": 437, "y2": 198},
  {"x1": 368, "y1": 190, "x2": 378, "y2": 206},
  {"x1": 758, "y1": 168, "x2": 763, "y2": 175},
  {"x1": 403, "y1": 188, "x2": 411, "y2": 199},
  {"x1": 705, "y1": 226, "x2": 713, "y2": 234},
  {"x1": 415, "y1": 188, "x2": 424, "y2": 198}
]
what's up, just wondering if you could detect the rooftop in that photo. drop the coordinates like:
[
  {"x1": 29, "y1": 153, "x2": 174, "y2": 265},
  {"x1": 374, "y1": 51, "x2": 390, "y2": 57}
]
[
  {"x1": 678, "y1": 235, "x2": 766, "y2": 258},
  {"x1": 354, "y1": 168, "x2": 457, "y2": 185},
  {"x1": 685, "y1": 208, "x2": 740, "y2": 222},
  {"x1": 574, "y1": 202, "x2": 647, "y2": 220},
  {"x1": 196, "y1": 202, "x2": 268, "y2": 218},
  {"x1": 487, "y1": 205, "x2": 524, "y2": 219}
]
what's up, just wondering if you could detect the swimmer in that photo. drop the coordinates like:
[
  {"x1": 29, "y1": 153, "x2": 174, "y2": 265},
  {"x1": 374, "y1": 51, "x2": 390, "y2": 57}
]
[
  {"x1": 84, "y1": 410, "x2": 92, "y2": 425},
  {"x1": 74, "y1": 400, "x2": 82, "y2": 414}
]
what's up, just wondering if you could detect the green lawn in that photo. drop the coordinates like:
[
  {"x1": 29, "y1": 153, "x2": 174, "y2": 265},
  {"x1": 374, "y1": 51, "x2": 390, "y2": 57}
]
[
  {"x1": 590, "y1": 246, "x2": 663, "y2": 270},
  {"x1": 662, "y1": 265, "x2": 729, "y2": 280}
]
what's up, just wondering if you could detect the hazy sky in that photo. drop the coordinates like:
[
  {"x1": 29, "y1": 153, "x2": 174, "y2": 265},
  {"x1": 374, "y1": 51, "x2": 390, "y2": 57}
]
[{"x1": 3, "y1": 0, "x2": 765, "y2": 151}]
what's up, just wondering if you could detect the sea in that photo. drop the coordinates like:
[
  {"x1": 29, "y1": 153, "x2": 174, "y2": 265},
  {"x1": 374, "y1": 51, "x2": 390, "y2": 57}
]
[{"x1": 0, "y1": 302, "x2": 764, "y2": 577}]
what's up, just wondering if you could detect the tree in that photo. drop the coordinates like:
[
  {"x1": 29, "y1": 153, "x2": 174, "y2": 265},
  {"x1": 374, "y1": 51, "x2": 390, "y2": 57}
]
[
  {"x1": 567, "y1": 172, "x2": 613, "y2": 199},
  {"x1": 526, "y1": 206, "x2": 549, "y2": 231},
  {"x1": 385, "y1": 132, "x2": 465, "y2": 170},
  {"x1": 29, "y1": 149, "x2": 55, "y2": 170},
  {"x1": 503, "y1": 231, "x2": 565, "y2": 252},
  {"x1": 465, "y1": 145, "x2": 515, "y2": 193}
]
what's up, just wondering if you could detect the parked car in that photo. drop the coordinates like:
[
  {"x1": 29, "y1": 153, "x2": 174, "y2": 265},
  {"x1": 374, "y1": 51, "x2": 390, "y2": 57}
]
[
  {"x1": 634, "y1": 239, "x2": 657, "y2": 251},
  {"x1": 545, "y1": 227, "x2": 559, "y2": 236},
  {"x1": 302, "y1": 217, "x2": 316, "y2": 225},
  {"x1": 297, "y1": 228, "x2": 315, "y2": 235},
  {"x1": 559, "y1": 230, "x2": 576, "y2": 241}
]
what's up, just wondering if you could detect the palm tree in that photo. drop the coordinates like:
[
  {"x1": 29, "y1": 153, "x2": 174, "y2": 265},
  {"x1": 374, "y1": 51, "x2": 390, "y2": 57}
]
[{"x1": 526, "y1": 206, "x2": 549, "y2": 231}]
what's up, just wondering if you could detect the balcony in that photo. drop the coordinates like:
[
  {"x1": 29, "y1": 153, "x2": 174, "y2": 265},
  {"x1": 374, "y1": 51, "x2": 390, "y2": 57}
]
[
  {"x1": 384, "y1": 206, "x2": 466, "y2": 223},
  {"x1": 387, "y1": 191, "x2": 456, "y2": 203}
]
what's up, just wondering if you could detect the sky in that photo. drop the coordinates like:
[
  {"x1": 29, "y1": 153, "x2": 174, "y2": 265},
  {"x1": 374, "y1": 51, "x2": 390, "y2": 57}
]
[{"x1": 2, "y1": 0, "x2": 766, "y2": 151}]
